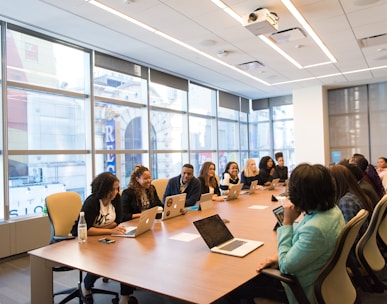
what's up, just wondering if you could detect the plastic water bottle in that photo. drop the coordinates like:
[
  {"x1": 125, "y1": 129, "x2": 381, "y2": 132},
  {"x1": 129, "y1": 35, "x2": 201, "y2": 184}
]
[{"x1": 77, "y1": 211, "x2": 87, "y2": 243}]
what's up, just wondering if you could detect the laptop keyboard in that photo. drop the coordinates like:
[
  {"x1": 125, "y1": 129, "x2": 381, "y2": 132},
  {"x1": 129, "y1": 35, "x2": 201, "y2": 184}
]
[{"x1": 219, "y1": 239, "x2": 246, "y2": 251}]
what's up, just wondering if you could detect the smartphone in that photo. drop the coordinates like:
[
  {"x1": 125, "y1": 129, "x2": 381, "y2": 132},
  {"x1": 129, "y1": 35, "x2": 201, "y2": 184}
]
[
  {"x1": 98, "y1": 238, "x2": 115, "y2": 244},
  {"x1": 272, "y1": 205, "x2": 284, "y2": 227}
]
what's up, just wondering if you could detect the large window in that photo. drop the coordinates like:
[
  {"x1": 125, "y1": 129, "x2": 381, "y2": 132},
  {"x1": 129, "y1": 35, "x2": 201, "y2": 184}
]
[
  {"x1": 6, "y1": 27, "x2": 91, "y2": 218},
  {"x1": 93, "y1": 61, "x2": 149, "y2": 187},
  {"x1": 188, "y1": 83, "x2": 217, "y2": 174},
  {"x1": 1, "y1": 21, "x2": 295, "y2": 223},
  {"x1": 328, "y1": 82, "x2": 387, "y2": 165},
  {"x1": 149, "y1": 71, "x2": 189, "y2": 179},
  {"x1": 249, "y1": 96, "x2": 294, "y2": 171}
]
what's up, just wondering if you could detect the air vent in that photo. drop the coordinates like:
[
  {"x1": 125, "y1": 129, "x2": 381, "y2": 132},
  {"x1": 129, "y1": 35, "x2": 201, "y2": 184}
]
[
  {"x1": 238, "y1": 61, "x2": 264, "y2": 71},
  {"x1": 270, "y1": 27, "x2": 306, "y2": 44},
  {"x1": 359, "y1": 33, "x2": 387, "y2": 48}
]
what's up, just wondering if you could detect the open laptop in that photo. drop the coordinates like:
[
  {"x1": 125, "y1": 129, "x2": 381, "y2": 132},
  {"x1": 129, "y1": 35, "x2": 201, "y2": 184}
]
[
  {"x1": 265, "y1": 178, "x2": 281, "y2": 190},
  {"x1": 193, "y1": 214, "x2": 264, "y2": 257},
  {"x1": 240, "y1": 180, "x2": 258, "y2": 195},
  {"x1": 112, "y1": 206, "x2": 157, "y2": 238},
  {"x1": 224, "y1": 183, "x2": 243, "y2": 200},
  {"x1": 162, "y1": 193, "x2": 187, "y2": 221},
  {"x1": 198, "y1": 193, "x2": 214, "y2": 210}
]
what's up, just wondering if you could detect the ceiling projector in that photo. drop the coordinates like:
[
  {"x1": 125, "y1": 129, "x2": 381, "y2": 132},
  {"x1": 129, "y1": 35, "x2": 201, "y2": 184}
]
[{"x1": 243, "y1": 8, "x2": 279, "y2": 35}]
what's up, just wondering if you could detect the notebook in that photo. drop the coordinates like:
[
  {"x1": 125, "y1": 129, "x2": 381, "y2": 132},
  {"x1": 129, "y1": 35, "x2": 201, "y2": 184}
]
[
  {"x1": 162, "y1": 193, "x2": 187, "y2": 221},
  {"x1": 112, "y1": 206, "x2": 157, "y2": 238},
  {"x1": 224, "y1": 183, "x2": 243, "y2": 200},
  {"x1": 193, "y1": 214, "x2": 264, "y2": 257},
  {"x1": 240, "y1": 180, "x2": 258, "y2": 195}
]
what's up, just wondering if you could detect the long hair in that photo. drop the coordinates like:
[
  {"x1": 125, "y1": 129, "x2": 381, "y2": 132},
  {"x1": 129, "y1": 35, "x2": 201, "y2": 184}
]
[
  {"x1": 351, "y1": 155, "x2": 385, "y2": 199},
  {"x1": 329, "y1": 164, "x2": 373, "y2": 214},
  {"x1": 91, "y1": 172, "x2": 119, "y2": 200},
  {"x1": 259, "y1": 156, "x2": 274, "y2": 171},
  {"x1": 199, "y1": 161, "x2": 218, "y2": 188},
  {"x1": 288, "y1": 163, "x2": 335, "y2": 212},
  {"x1": 243, "y1": 158, "x2": 259, "y2": 177},
  {"x1": 128, "y1": 165, "x2": 155, "y2": 203}
]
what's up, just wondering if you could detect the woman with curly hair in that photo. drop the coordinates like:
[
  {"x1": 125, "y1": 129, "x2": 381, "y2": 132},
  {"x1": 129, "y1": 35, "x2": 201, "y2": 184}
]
[
  {"x1": 71, "y1": 172, "x2": 138, "y2": 304},
  {"x1": 121, "y1": 165, "x2": 163, "y2": 222}
]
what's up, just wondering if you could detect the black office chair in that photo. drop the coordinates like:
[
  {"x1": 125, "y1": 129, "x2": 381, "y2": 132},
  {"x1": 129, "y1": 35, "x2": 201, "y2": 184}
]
[
  {"x1": 260, "y1": 209, "x2": 368, "y2": 304},
  {"x1": 46, "y1": 192, "x2": 119, "y2": 304}
]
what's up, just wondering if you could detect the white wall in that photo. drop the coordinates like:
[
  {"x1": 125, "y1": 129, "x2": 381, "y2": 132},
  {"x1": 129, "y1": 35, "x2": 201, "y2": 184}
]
[{"x1": 293, "y1": 86, "x2": 330, "y2": 166}]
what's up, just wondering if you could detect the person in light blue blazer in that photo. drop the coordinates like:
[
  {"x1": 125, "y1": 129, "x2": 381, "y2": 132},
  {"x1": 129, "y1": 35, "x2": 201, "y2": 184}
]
[{"x1": 222, "y1": 163, "x2": 345, "y2": 304}]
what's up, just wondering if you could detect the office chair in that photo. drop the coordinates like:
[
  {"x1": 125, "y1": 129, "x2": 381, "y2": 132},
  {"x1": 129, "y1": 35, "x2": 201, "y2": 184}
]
[
  {"x1": 260, "y1": 209, "x2": 368, "y2": 304},
  {"x1": 151, "y1": 178, "x2": 169, "y2": 201},
  {"x1": 46, "y1": 191, "x2": 119, "y2": 304},
  {"x1": 354, "y1": 195, "x2": 387, "y2": 293}
]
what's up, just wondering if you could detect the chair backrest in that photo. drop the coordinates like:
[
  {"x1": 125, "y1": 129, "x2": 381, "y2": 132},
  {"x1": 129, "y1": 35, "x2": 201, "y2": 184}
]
[
  {"x1": 356, "y1": 194, "x2": 387, "y2": 272},
  {"x1": 45, "y1": 192, "x2": 83, "y2": 238},
  {"x1": 378, "y1": 205, "x2": 387, "y2": 246},
  {"x1": 314, "y1": 209, "x2": 369, "y2": 304},
  {"x1": 151, "y1": 178, "x2": 169, "y2": 202}
]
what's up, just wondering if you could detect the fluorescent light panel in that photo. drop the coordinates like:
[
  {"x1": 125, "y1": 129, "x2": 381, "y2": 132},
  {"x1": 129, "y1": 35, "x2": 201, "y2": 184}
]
[{"x1": 281, "y1": 0, "x2": 337, "y2": 63}]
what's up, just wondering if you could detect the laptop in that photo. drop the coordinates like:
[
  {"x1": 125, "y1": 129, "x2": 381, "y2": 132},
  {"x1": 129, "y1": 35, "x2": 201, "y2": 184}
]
[
  {"x1": 265, "y1": 178, "x2": 281, "y2": 190},
  {"x1": 193, "y1": 214, "x2": 264, "y2": 257},
  {"x1": 162, "y1": 193, "x2": 187, "y2": 221},
  {"x1": 198, "y1": 193, "x2": 214, "y2": 210},
  {"x1": 224, "y1": 183, "x2": 243, "y2": 200},
  {"x1": 112, "y1": 207, "x2": 157, "y2": 238},
  {"x1": 240, "y1": 180, "x2": 258, "y2": 195}
]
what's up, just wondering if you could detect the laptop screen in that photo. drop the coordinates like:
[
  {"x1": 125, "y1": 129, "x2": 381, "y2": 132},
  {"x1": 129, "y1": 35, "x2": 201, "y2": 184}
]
[{"x1": 193, "y1": 214, "x2": 233, "y2": 249}]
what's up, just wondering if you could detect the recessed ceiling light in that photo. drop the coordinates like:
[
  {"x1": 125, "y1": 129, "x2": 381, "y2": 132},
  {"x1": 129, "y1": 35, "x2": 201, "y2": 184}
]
[
  {"x1": 238, "y1": 61, "x2": 264, "y2": 71},
  {"x1": 198, "y1": 39, "x2": 217, "y2": 47}
]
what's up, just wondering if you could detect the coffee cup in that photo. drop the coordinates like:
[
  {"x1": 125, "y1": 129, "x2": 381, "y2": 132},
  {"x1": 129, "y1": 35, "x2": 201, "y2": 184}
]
[{"x1": 155, "y1": 206, "x2": 163, "y2": 222}]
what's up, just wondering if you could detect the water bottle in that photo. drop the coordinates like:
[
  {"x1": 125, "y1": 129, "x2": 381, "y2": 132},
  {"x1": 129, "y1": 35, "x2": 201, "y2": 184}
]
[{"x1": 77, "y1": 211, "x2": 87, "y2": 243}]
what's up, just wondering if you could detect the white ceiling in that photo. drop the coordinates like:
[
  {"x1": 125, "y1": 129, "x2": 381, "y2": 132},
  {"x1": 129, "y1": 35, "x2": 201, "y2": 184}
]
[{"x1": 1, "y1": 0, "x2": 387, "y2": 99}]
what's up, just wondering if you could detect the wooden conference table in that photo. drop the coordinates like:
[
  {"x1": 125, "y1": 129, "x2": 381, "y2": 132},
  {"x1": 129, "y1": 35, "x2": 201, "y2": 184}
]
[{"x1": 29, "y1": 187, "x2": 285, "y2": 304}]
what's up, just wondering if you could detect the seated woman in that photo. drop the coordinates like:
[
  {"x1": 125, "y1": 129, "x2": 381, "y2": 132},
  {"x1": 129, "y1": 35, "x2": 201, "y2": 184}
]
[
  {"x1": 121, "y1": 165, "x2": 163, "y2": 222},
  {"x1": 272, "y1": 152, "x2": 288, "y2": 183},
  {"x1": 223, "y1": 164, "x2": 345, "y2": 304},
  {"x1": 240, "y1": 158, "x2": 259, "y2": 190},
  {"x1": 343, "y1": 163, "x2": 380, "y2": 208},
  {"x1": 329, "y1": 164, "x2": 373, "y2": 224},
  {"x1": 221, "y1": 161, "x2": 240, "y2": 191},
  {"x1": 376, "y1": 157, "x2": 387, "y2": 181},
  {"x1": 350, "y1": 154, "x2": 385, "y2": 200},
  {"x1": 198, "y1": 161, "x2": 224, "y2": 201},
  {"x1": 257, "y1": 156, "x2": 275, "y2": 186},
  {"x1": 71, "y1": 172, "x2": 138, "y2": 304}
]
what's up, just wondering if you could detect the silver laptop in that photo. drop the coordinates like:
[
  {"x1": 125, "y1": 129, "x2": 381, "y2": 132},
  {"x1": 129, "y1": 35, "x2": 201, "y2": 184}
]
[
  {"x1": 240, "y1": 180, "x2": 258, "y2": 195},
  {"x1": 193, "y1": 214, "x2": 264, "y2": 257},
  {"x1": 224, "y1": 183, "x2": 243, "y2": 200},
  {"x1": 112, "y1": 207, "x2": 157, "y2": 238},
  {"x1": 162, "y1": 193, "x2": 187, "y2": 221},
  {"x1": 265, "y1": 178, "x2": 281, "y2": 190}
]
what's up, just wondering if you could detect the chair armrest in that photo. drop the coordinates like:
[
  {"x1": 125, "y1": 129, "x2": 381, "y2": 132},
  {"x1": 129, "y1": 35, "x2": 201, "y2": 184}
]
[
  {"x1": 261, "y1": 268, "x2": 310, "y2": 304},
  {"x1": 53, "y1": 235, "x2": 75, "y2": 242},
  {"x1": 261, "y1": 268, "x2": 295, "y2": 284}
]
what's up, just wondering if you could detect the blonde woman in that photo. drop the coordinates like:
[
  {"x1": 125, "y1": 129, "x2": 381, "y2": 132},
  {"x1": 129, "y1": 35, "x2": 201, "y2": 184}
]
[
  {"x1": 240, "y1": 158, "x2": 259, "y2": 190},
  {"x1": 198, "y1": 161, "x2": 224, "y2": 201}
]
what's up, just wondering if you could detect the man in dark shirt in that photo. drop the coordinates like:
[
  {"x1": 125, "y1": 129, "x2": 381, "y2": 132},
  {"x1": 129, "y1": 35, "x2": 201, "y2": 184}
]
[{"x1": 163, "y1": 164, "x2": 201, "y2": 207}]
